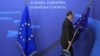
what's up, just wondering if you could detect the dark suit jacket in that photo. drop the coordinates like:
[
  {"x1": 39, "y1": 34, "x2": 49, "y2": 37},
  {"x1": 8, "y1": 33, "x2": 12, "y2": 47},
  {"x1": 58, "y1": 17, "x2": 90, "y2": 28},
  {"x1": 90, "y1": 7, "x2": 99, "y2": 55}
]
[{"x1": 61, "y1": 18, "x2": 73, "y2": 49}]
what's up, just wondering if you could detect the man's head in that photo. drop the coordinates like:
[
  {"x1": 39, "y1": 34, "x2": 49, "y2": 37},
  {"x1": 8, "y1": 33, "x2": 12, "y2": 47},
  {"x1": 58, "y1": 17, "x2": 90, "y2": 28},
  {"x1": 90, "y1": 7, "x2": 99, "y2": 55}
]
[{"x1": 66, "y1": 11, "x2": 74, "y2": 21}]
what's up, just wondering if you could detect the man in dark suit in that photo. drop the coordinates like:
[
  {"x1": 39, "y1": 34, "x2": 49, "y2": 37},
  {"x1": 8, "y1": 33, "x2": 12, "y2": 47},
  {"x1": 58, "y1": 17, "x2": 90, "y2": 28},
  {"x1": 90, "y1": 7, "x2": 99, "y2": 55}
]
[{"x1": 60, "y1": 11, "x2": 74, "y2": 56}]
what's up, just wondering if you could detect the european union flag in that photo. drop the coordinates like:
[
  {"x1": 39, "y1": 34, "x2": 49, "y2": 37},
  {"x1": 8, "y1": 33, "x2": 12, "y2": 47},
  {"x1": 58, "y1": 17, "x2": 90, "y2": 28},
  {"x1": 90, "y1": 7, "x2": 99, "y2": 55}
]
[
  {"x1": 17, "y1": 5, "x2": 36, "y2": 56},
  {"x1": 72, "y1": 5, "x2": 90, "y2": 42}
]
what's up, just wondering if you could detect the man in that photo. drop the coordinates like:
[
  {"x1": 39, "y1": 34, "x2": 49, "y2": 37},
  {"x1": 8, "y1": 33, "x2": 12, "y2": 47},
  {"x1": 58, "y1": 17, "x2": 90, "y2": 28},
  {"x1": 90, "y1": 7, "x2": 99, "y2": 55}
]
[{"x1": 60, "y1": 11, "x2": 74, "y2": 56}]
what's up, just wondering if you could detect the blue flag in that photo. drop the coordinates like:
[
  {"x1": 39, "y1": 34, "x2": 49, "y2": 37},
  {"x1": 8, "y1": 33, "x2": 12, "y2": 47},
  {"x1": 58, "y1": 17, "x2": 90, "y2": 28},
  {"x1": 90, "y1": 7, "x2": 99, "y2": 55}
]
[
  {"x1": 73, "y1": 6, "x2": 90, "y2": 42},
  {"x1": 17, "y1": 5, "x2": 36, "y2": 56}
]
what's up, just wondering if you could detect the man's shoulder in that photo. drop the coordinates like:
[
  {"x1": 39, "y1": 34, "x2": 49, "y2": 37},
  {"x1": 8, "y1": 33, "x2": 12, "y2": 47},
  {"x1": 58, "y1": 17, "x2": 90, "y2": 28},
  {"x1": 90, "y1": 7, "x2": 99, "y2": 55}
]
[
  {"x1": 64, "y1": 18, "x2": 70, "y2": 24},
  {"x1": 62, "y1": 18, "x2": 69, "y2": 26},
  {"x1": 64, "y1": 18, "x2": 68, "y2": 22}
]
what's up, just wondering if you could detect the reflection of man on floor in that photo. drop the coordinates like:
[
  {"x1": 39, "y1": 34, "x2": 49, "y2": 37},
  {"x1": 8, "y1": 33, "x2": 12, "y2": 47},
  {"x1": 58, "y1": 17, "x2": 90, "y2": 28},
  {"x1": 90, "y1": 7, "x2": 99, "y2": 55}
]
[{"x1": 60, "y1": 11, "x2": 74, "y2": 56}]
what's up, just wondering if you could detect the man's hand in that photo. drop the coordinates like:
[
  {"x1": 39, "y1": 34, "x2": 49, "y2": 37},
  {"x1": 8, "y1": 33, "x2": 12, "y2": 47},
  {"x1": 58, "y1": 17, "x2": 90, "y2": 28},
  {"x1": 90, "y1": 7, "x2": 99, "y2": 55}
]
[{"x1": 68, "y1": 41, "x2": 72, "y2": 46}]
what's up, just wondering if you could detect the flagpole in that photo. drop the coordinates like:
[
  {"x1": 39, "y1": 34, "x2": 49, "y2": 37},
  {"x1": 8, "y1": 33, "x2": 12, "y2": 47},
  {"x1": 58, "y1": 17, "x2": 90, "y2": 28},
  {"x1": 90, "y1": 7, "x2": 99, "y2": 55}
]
[
  {"x1": 25, "y1": 0, "x2": 28, "y2": 4},
  {"x1": 66, "y1": 24, "x2": 81, "y2": 51},
  {"x1": 82, "y1": 0, "x2": 93, "y2": 14},
  {"x1": 88, "y1": 0, "x2": 93, "y2": 7}
]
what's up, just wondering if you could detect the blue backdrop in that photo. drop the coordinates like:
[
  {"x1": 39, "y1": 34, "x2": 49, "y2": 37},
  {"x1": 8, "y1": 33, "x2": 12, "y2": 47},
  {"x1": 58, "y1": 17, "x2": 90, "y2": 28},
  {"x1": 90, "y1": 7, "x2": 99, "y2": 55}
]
[{"x1": 0, "y1": 0, "x2": 100, "y2": 56}]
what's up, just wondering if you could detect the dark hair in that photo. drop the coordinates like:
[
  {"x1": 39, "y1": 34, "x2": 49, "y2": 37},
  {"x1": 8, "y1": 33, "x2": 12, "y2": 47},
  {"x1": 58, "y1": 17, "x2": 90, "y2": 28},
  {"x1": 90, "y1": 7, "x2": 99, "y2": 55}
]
[{"x1": 66, "y1": 11, "x2": 73, "y2": 16}]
